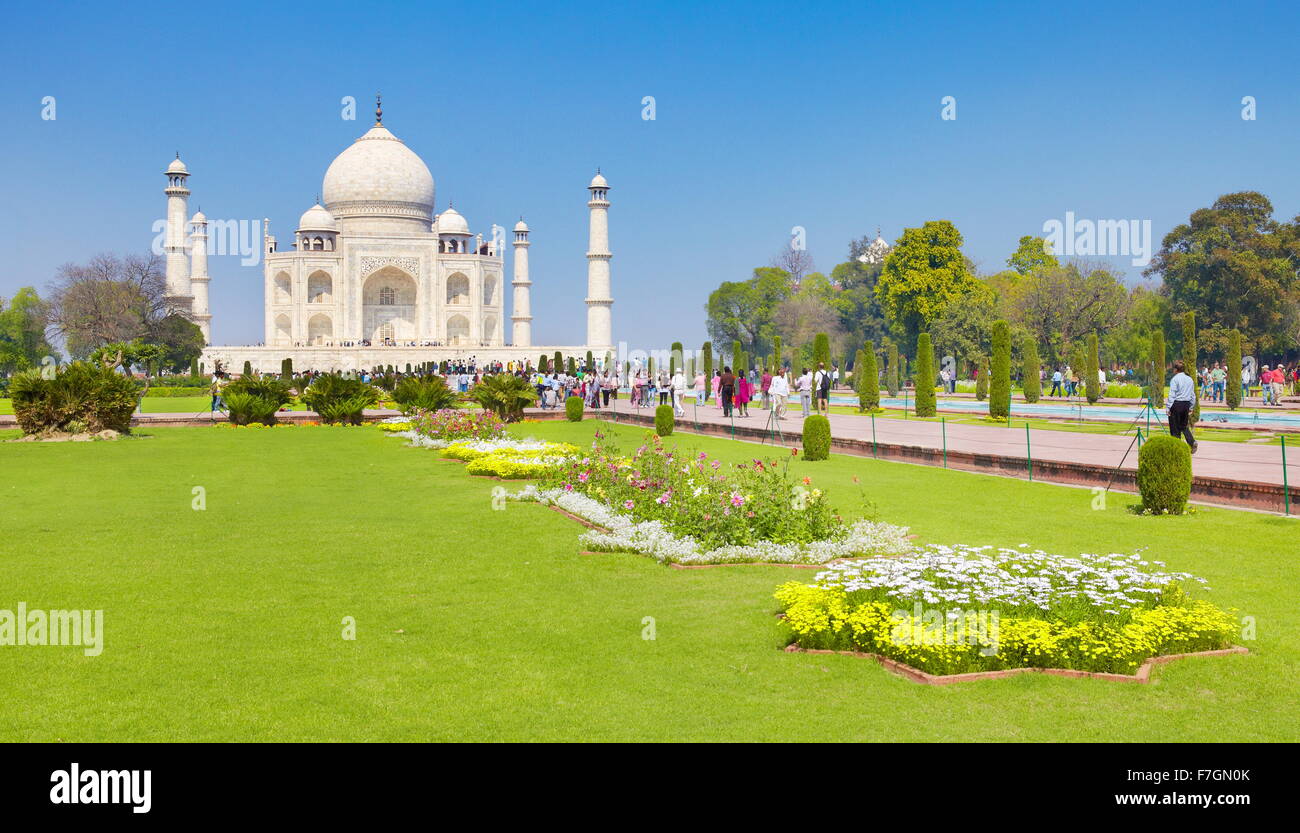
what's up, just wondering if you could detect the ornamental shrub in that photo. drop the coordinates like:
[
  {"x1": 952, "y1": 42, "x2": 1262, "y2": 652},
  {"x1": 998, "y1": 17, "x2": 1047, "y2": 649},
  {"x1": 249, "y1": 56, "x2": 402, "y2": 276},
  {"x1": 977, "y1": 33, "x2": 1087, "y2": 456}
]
[
  {"x1": 856, "y1": 343, "x2": 879, "y2": 411},
  {"x1": 224, "y1": 375, "x2": 293, "y2": 426},
  {"x1": 565, "y1": 395, "x2": 584, "y2": 421},
  {"x1": 393, "y1": 375, "x2": 457, "y2": 414},
  {"x1": 1182, "y1": 312, "x2": 1199, "y2": 422},
  {"x1": 1226, "y1": 329, "x2": 1242, "y2": 410},
  {"x1": 885, "y1": 340, "x2": 899, "y2": 396},
  {"x1": 281, "y1": 357, "x2": 293, "y2": 380},
  {"x1": 1086, "y1": 332, "x2": 1101, "y2": 404},
  {"x1": 242, "y1": 360, "x2": 253, "y2": 377},
  {"x1": 1137, "y1": 434, "x2": 1193, "y2": 515},
  {"x1": 813, "y1": 333, "x2": 830, "y2": 370},
  {"x1": 299, "y1": 374, "x2": 380, "y2": 425},
  {"x1": 975, "y1": 356, "x2": 988, "y2": 400},
  {"x1": 9, "y1": 362, "x2": 140, "y2": 435},
  {"x1": 802, "y1": 414, "x2": 831, "y2": 460},
  {"x1": 1022, "y1": 336, "x2": 1041, "y2": 403},
  {"x1": 472, "y1": 373, "x2": 536, "y2": 422},
  {"x1": 655, "y1": 404, "x2": 674, "y2": 436},
  {"x1": 914, "y1": 334, "x2": 936, "y2": 417},
  {"x1": 989, "y1": 319, "x2": 1011, "y2": 419},
  {"x1": 1147, "y1": 330, "x2": 1165, "y2": 405}
]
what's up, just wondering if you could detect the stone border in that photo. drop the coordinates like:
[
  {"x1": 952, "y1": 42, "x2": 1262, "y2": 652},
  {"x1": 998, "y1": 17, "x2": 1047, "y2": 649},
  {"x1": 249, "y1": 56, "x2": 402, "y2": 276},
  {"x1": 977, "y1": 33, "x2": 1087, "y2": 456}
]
[
  {"x1": 782, "y1": 643, "x2": 1249, "y2": 685},
  {"x1": 577, "y1": 550, "x2": 824, "y2": 569}
]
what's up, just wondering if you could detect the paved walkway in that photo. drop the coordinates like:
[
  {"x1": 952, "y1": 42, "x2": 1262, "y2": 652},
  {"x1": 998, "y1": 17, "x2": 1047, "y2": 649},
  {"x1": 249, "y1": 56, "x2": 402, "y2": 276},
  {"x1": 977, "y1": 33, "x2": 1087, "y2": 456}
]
[{"x1": 601, "y1": 397, "x2": 1298, "y2": 489}]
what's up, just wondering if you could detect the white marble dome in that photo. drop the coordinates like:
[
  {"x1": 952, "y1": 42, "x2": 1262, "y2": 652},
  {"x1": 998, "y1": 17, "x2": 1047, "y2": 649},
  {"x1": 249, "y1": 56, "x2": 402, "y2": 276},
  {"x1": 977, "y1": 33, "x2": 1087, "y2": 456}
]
[
  {"x1": 513, "y1": 219, "x2": 529, "y2": 232},
  {"x1": 296, "y1": 203, "x2": 338, "y2": 231},
  {"x1": 436, "y1": 206, "x2": 470, "y2": 235},
  {"x1": 168, "y1": 157, "x2": 188, "y2": 174},
  {"x1": 322, "y1": 125, "x2": 434, "y2": 231}
]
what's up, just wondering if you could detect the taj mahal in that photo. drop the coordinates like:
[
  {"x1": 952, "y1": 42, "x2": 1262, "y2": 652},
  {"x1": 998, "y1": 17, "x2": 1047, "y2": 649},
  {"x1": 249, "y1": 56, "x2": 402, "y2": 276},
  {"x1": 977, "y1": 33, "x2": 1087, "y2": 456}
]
[{"x1": 164, "y1": 99, "x2": 613, "y2": 373}]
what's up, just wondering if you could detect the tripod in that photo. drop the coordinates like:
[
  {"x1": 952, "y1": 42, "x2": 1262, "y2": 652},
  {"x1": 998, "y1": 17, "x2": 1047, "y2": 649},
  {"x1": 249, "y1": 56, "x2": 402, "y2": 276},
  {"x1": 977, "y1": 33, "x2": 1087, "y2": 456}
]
[
  {"x1": 1103, "y1": 398, "x2": 1161, "y2": 494},
  {"x1": 760, "y1": 405, "x2": 785, "y2": 446}
]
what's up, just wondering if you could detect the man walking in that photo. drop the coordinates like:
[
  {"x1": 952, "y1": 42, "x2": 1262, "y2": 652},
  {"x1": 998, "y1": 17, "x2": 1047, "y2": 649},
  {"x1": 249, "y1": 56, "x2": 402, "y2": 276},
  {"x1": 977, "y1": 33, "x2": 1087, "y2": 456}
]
[
  {"x1": 1165, "y1": 359, "x2": 1198, "y2": 454},
  {"x1": 719, "y1": 366, "x2": 736, "y2": 418},
  {"x1": 814, "y1": 363, "x2": 831, "y2": 414},
  {"x1": 795, "y1": 368, "x2": 813, "y2": 418},
  {"x1": 768, "y1": 370, "x2": 789, "y2": 419}
]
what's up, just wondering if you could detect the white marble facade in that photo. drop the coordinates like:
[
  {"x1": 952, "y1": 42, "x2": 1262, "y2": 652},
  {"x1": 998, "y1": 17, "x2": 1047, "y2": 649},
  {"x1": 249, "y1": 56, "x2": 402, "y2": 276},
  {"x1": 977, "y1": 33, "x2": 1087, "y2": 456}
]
[{"x1": 188, "y1": 101, "x2": 614, "y2": 374}]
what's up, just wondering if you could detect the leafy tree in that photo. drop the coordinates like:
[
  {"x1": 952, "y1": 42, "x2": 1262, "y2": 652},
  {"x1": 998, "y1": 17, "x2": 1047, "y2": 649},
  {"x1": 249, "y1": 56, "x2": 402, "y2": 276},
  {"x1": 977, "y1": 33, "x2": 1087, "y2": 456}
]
[
  {"x1": 1003, "y1": 262, "x2": 1129, "y2": 364},
  {"x1": 1182, "y1": 312, "x2": 1199, "y2": 422},
  {"x1": 885, "y1": 339, "x2": 899, "y2": 396},
  {"x1": 857, "y1": 342, "x2": 879, "y2": 411},
  {"x1": 931, "y1": 282, "x2": 997, "y2": 374},
  {"x1": 989, "y1": 320, "x2": 1011, "y2": 419},
  {"x1": 150, "y1": 313, "x2": 205, "y2": 372},
  {"x1": 704, "y1": 266, "x2": 791, "y2": 357},
  {"x1": 1147, "y1": 191, "x2": 1300, "y2": 353},
  {"x1": 1085, "y1": 332, "x2": 1101, "y2": 404},
  {"x1": 1226, "y1": 329, "x2": 1242, "y2": 410},
  {"x1": 1022, "y1": 336, "x2": 1041, "y2": 403},
  {"x1": 875, "y1": 221, "x2": 981, "y2": 346},
  {"x1": 0, "y1": 287, "x2": 54, "y2": 373},
  {"x1": 1007, "y1": 235, "x2": 1060, "y2": 276},
  {"x1": 914, "y1": 333, "x2": 936, "y2": 417},
  {"x1": 46, "y1": 253, "x2": 170, "y2": 359}
]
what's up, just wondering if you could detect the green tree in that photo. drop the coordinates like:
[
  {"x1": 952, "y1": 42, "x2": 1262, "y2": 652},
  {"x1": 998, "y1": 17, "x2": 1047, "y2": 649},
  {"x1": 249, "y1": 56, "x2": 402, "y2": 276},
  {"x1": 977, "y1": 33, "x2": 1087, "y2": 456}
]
[
  {"x1": 0, "y1": 287, "x2": 54, "y2": 373},
  {"x1": 975, "y1": 356, "x2": 989, "y2": 401},
  {"x1": 886, "y1": 340, "x2": 899, "y2": 396},
  {"x1": 1147, "y1": 191, "x2": 1300, "y2": 353},
  {"x1": 1181, "y1": 311, "x2": 1199, "y2": 422},
  {"x1": 1148, "y1": 330, "x2": 1166, "y2": 404},
  {"x1": 914, "y1": 333, "x2": 936, "y2": 417},
  {"x1": 704, "y1": 266, "x2": 791, "y2": 358},
  {"x1": 1022, "y1": 336, "x2": 1041, "y2": 403},
  {"x1": 875, "y1": 221, "x2": 981, "y2": 346},
  {"x1": 1085, "y1": 332, "x2": 1101, "y2": 404},
  {"x1": 1226, "y1": 329, "x2": 1242, "y2": 410},
  {"x1": 857, "y1": 342, "x2": 880, "y2": 411},
  {"x1": 813, "y1": 332, "x2": 830, "y2": 369},
  {"x1": 1007, "y1": 235, "x2": 1060, "y2": 276},
  {"x1": 989, "y1": 320, "x2": 1011, "y2": 419},
  {"x1": 1003, "y1": 262, "x2": 1130, "y2": 365}
]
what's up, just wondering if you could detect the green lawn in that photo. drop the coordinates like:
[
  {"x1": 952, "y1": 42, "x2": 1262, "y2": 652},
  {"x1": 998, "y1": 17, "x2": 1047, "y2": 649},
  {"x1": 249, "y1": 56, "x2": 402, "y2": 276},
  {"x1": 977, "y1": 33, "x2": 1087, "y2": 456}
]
[{"x1": 1, "y1": 419, "x2": 1295, "y2": 741}]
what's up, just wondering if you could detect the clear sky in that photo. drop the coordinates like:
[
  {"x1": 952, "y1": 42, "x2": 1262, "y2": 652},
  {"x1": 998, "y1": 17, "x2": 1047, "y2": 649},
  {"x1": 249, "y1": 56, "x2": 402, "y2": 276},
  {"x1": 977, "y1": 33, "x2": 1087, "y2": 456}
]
[{"x1": 2, "y1": 0, "x2": 1298, "y2": 352}]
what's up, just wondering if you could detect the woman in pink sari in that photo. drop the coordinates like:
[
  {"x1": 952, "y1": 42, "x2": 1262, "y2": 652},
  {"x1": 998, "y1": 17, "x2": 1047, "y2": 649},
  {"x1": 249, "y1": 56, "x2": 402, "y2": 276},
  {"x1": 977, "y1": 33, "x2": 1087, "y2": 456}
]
[
  {"x1": 735, "y1": 373, "x2": 751, "y2": 416},
  {"x1": 711, "y1": 370, "x2": 722, "y2": 407}
]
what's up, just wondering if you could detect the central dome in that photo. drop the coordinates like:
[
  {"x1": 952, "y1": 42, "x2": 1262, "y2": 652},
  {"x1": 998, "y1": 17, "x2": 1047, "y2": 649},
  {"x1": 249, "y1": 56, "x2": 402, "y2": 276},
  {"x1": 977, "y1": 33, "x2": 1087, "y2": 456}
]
[{"x1": 321, "y1": 125, "x2": 434, "y2": 233}]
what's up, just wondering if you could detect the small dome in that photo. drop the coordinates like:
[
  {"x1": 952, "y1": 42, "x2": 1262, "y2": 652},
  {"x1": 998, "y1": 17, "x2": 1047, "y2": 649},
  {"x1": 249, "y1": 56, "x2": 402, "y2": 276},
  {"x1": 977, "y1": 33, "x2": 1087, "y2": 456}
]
[
  {"x1": 297, "y1": 203, "x2": 338, "y2": 232},
  {"x1": 190, "y1": 210, "x2": 207, "y2": 224},
  {"x1": 513, "y1": 219, "x2": 529, "y2": 232},
  {"x1": 167, "y1": 156, "x2": 188, "y2": 174},
  {"x1": 588, "y1": 172, "x2": 608, "y2": 188},
  {"x1": 437, "y1": 206, "x2": 470, "y2": 235}
]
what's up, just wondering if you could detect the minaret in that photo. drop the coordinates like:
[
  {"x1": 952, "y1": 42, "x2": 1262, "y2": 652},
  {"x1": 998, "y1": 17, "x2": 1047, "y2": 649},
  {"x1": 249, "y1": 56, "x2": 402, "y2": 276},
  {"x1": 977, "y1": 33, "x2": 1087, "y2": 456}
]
[
  {"x1": 163, "y1": 154, "x2": 193, "y2": 315},
  {"x1": 189, "y1": 211, "x2": 211, "y2": 343},
  {"x1": 511, "y1": 218, "x2": 533, "y2": 347},
  {"x1": 585, "y1": 171, "x2": 613, "y2": 349}
]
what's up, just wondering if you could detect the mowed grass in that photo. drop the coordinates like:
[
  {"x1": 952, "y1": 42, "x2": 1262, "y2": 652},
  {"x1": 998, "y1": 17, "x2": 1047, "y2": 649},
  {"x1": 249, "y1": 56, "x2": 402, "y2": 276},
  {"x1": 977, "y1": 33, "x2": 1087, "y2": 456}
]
[{"x1": 1, "y1": 419, "x2": 1296, "y2": 741}]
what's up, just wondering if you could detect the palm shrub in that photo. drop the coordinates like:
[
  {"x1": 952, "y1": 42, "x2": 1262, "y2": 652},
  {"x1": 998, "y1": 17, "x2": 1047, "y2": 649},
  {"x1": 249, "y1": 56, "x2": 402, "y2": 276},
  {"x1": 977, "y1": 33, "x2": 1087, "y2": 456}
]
[
  {"x1": 9, "y1": 362, "x2": 140, "y2": 435},
  {"x1": 565, "y1": 395, "x2": 584, "y2": 421},
  {"x1": 914, "y1": 333, "x2": 936, "y2": 417},
  {"x1": 802, "y1": 414, "x2": 831, "y2": 460},
  {"x1": 472, "y1": 373, "x2": 535, "y2": 422},
  {"x1": 857, "y1": 342, "x2": 880, "y2": 411},
  {"x1": 1085, "y1": 332, "x2": 1101, "y2": 404},
  {"x1": 299, "y1": 374, "x2": 379, "y2": 425},
  {"x1": 1182, "y1": 312, "x2": 1199, "y2": 422},
  {"x1": 1022, "y1": 336, "x2": 1041, "y2": 403},
  {"x1": 989, "y1": 320, "x2": 1011, "y2": 419},
  {"x1": 224, "y1": 375, "x2": 293, "y2": 426},
  {"x1": 393, "y1": 375, "x2": 457, "y2": 414},
  {"x1": 975, "y1": 356, "x2": 989, "y2": 401},
  {"x1": 1137, "y1": 434, "x2": 1193, "y2": 515},
  {"x1": 654, "y1": 404, "x2": 674, "y2": 436},
  {"x1": 1226, "y1": 329, "x2": 1242, "y2": 410},
  {"x1": 886, "y1": 340, "x2": 899, "y2": 396}
]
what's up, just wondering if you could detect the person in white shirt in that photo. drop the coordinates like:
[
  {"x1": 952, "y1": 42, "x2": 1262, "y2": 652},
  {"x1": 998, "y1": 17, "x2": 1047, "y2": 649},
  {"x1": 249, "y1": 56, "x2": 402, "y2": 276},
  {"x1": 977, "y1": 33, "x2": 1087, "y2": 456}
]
[
  {"x1": 1165, "y1": 359, "x2": 1198, "y2": 453},
  {"x1": 796, "y1": 369, "x2": 813, "y2": 417},
  {"x1": 671, "y1": 370, "x2": 687, "y2": 417},
  {"x1": 768, "y1": 372, "x2": 790, "y2": 419}
]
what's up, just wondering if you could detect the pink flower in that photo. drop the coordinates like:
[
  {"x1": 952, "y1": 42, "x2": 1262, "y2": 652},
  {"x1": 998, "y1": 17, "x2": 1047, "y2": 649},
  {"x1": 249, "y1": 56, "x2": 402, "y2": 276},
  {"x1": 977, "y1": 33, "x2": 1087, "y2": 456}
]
[
  {"x1": 730, "y1": 492, "x2": 745, "y2": 507},
  {"x1": 563, "y1": 483, "x2": 574, "y2": 492},
  {"x1": 656, "y1": 491, "x2": 672, "y2": 505},
  {"x1": 623, "y1": 500, "x2": 635, "y2": 510},
  {"x1": 711, "y1": 460, "x2": 721, "y2": 470},
  {"x1": 578, "y1": 472, "x2": 589, "y2": 483}
]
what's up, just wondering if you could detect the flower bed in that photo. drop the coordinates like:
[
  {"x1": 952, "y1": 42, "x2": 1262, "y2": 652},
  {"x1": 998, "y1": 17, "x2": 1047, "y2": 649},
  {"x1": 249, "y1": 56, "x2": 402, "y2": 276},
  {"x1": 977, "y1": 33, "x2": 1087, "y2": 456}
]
[
  {"x1": 776, "y1": 548, "x2": 1237, "y2": 675},
  {"x1": 409, "y1": 408, "x2": 505, "y2": 442},
  {"x1": 508, "y1": 485, "x2": 914, "y2": 566},
  {"x1": 442, "y1": 439, "x2": 581, "y2": 479}
]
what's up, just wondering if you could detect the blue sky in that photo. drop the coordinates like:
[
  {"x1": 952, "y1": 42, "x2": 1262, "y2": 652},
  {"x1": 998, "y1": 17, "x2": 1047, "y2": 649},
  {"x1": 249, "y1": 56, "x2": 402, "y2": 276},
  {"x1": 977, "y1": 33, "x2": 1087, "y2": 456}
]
[{"x1": 2, "y1": 0, "x2": 1298, "y2": 351}]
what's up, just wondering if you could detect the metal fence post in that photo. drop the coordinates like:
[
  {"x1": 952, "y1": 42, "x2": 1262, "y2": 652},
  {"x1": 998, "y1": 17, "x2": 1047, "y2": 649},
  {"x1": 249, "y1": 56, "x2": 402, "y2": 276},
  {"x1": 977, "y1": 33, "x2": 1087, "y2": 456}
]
[{"x1": 1025, "y1": 423, "x2": 1032, "y2": 481}]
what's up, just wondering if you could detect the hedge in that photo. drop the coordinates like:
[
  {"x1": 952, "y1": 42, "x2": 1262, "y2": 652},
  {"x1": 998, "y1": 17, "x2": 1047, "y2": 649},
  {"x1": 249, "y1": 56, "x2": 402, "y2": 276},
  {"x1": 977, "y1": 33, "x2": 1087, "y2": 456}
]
[
  {"x1": 1137, "y1": 434, "x2": 1192, "y2": 515},
  {"x1": 144, "y1": 386, "x2": 209, "y2": 397},
  {"x1": 802, "y1": 415, "x2": 831, "y2": 461}
]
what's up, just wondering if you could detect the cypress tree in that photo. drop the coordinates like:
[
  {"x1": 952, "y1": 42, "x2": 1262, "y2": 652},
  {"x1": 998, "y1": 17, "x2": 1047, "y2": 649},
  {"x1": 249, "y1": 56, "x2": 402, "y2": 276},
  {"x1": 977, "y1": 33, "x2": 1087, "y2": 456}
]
[
  {"x1": 1022, "y1": 336, "x2": 1041, "y2": 403},
  {"x1": 857, "y1": 341, "x2": 880, "y2": 411},
  {"x1": 813, "y1": 332, "x2": 830, "y2": 369},
  {"x1": 242, "y1": 360, "x2": 253, "y2": 377},
  {"x1": 772, "y1": 336, "x2": 783, "y2": 374},
  {"x1": 886, "y1": 340, "x2": 900, "y2": 396},
  {"x1": 1226, "y1": 329, "x2": 1242, "y2": 410},
  {"x1": 702, "y1": 341, "x2": 713, "y2": 392},
  {"x1": 914, "y1": 333, "x2": 936, "y2": 417},
  {"x1": 1182, "y1": 311, "x2": 1199, "y2": 422},
  {"x1": 1085, "y1": 332, "x2": 1101, "y2": 404},
  {"x1": 1148, "y1": 330, "x2": 1166, "y2": 405},
  {"x1": 670, "y1": 342, "x2": 683, "y2": 376},
  {"x1": 281, "y1": 357, "x2": 292, "y2": 380},
  {"x1": 975, "y1": 356, "x2": 989, "y2": 401},
  {"x1": 990, "y1": 319, "x2": 1011, "y2": 420},
  {"x1": 585, "y1": 350, "x2": 593, "y2": 371},
  {"x1": 539, "y1": 355, "x2": 549, "y2": 373},
  {"x1": 567, "y1": 356, "x2": 576, "y2": 375},
  {"x1": 190, "y1": 358, "x2": 199, "y2": 378},
  {"x1": 554, "y1": 351, "x2": 563, "y2": 374}
]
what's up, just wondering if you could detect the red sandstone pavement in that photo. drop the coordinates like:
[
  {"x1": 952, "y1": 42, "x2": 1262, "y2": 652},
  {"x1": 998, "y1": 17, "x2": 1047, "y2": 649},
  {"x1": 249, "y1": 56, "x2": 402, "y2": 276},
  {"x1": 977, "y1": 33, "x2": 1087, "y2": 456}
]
[{"x1": 601, "y1": 397, "x2": 1299, "y2": 488}]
